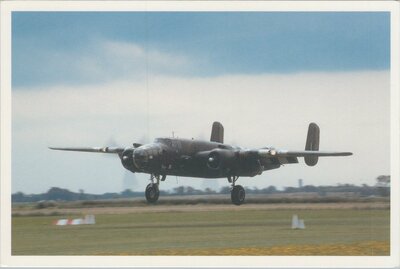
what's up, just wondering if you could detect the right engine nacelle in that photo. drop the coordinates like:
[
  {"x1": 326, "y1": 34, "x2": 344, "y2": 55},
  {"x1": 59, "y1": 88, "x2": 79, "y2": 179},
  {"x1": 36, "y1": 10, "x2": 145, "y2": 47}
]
[{"x1": 207, "y1": 149, "x2": 236, "y2": 170}]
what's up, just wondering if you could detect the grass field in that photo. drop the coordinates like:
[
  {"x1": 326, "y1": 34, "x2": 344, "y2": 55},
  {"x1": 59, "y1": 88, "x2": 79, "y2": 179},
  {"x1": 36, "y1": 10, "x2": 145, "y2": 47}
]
[{"x1": 12, "y1": 205, "x2": 389, "y2": 255}]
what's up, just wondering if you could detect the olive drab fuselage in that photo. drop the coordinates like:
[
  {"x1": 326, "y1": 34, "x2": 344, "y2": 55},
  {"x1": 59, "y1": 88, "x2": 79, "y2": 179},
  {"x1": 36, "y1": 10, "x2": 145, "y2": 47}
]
[{"x1": 122, "y1": 137, "x2": 282, "y2": 178}]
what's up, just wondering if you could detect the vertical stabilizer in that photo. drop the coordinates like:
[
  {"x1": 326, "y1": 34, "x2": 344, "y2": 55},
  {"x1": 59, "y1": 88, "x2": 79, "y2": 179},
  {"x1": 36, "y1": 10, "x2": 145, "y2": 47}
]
[
  {"x1": 210, "y1": 121, "x2": 224, "y2": 143},
  {"x1": 305, "y1": 122, "x2": 320, "y2": 166}
]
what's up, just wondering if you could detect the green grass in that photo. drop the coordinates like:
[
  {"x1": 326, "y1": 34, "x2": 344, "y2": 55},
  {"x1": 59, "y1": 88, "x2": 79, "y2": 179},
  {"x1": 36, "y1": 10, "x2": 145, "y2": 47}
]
[{"x1": 12, "y1": 209, "x2": 389, "y2": 255}]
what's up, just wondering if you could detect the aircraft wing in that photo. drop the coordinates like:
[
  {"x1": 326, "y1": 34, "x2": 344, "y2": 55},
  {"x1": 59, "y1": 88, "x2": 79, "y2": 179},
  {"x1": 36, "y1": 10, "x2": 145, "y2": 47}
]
[
  {"x1": 272, "y1": 150, "x2": 352, "y2": 157},
  {"x1": 257, "y1": 149, "x2": 352, "y2": 157},
  {"x1": 49, "y1": 146, "x2": 125, "y2": 154},
  {"x1": 257, "y1": 148, "x2": 352, "y2": 166}
]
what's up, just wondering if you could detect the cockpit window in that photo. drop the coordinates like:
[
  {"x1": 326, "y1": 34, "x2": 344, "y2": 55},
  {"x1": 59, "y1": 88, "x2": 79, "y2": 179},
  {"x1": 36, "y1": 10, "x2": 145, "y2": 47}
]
[{"x1": 154, "y1": 138, "x2": 172, "y2": 146}]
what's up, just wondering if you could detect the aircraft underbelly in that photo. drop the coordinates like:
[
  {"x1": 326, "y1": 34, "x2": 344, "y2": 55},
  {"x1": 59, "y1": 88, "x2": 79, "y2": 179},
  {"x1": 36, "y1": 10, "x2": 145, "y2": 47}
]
[{"x1": 158, "y1": 162, "x2": 281, "y2": 178}]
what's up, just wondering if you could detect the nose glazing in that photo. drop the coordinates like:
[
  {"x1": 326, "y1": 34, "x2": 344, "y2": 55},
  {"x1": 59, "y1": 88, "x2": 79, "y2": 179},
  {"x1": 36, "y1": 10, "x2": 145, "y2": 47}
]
[{"x1": 134, "y1": 149, "x2": 149, "y2": 168}]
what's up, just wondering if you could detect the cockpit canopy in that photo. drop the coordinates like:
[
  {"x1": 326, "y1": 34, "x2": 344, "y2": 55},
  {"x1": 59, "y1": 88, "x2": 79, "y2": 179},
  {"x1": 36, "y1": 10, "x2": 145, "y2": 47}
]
[{"x1": 154, "y1": 137, "x2": 172, "y2": 146}]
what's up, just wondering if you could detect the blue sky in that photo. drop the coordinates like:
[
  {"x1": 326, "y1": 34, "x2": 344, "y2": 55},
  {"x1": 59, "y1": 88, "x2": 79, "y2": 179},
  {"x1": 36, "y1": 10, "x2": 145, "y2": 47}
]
[
  {"x1": 12, "y1": 12, "x2": 390, "y2": 87},
  {"x1": 11, "y1": 12, "x2": 391, "y2": 194}
]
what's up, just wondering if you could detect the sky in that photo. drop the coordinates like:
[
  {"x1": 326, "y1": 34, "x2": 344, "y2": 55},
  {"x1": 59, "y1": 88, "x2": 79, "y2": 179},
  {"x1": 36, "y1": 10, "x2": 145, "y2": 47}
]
[{"x1": 11, "y1": 12, "x2": 390, "y2": 194}]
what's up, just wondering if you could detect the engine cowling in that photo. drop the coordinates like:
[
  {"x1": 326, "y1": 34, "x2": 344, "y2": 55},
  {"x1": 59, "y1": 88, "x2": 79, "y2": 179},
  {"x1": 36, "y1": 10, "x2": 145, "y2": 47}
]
[
  {"x1": 120, "y1": 148, "x2": 137, "y2": 173},
  {"x1": 207, "y1": 149, "x2": 236, "y2": 170}
]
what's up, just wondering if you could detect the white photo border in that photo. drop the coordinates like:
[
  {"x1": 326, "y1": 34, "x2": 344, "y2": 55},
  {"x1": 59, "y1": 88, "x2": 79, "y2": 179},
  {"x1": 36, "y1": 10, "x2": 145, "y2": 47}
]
[{"x1": 1, "y1": 1, "x2": 399, "y2": 267}]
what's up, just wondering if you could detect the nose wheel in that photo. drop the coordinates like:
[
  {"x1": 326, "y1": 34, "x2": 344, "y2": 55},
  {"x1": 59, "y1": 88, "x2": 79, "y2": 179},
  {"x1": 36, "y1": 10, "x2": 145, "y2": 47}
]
[
  {"x1": 145, "y1": 174, "x2": 166, "y2": 203},
  {"x1": 228, "y1": 176, "x2": 245, "y2": 206}
]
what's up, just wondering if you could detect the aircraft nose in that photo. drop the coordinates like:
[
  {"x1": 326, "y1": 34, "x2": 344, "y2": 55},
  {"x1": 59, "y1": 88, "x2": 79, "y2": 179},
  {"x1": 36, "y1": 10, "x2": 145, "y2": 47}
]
[{"x1": 133, "y1": 149, "x2": 149, "y2": 168}]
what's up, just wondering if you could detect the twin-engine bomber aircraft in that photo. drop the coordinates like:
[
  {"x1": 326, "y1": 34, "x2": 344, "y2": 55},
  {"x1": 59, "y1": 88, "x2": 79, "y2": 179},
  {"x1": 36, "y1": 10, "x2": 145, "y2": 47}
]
[{"x1": 50, "y1": 122, "x2": 352, "y2": 205}]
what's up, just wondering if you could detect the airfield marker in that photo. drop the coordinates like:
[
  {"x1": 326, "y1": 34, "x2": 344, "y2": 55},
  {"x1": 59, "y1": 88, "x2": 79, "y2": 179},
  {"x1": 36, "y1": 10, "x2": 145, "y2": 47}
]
[
  {"x1": 298, "y1": 219, "x2": 305, "y2": 229},
  {"x1": 53, "y1": 215, "x2": 96, "y2": 226},
  {"x1": 55, "y1": 219, "x2": 68, "y2": 226},
  {"x1": 292, "y1": 214, "x2": 305, "y2": 229},
  {"x1": 70, "y1": 219, "x2": 83, "y2": 225}
]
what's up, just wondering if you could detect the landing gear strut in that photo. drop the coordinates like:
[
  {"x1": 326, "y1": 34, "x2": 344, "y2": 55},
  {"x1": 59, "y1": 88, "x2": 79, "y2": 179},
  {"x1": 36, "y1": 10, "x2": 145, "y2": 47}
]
[
  {"x1": 145, "y1": 174, "x2": 166, "y2": 203},
  {"x1": 228, "y1": 176, "x2": 245, "y2": 206}
]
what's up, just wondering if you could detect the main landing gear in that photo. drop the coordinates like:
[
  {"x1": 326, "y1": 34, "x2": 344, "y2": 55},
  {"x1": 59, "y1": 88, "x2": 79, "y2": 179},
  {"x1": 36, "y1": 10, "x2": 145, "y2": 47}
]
[
  {"x1": 228, "y1": 176, "x2": 245, "y2": 206},
  {"x1": 145, "y1": 174, "x2": 166, "y2": 203}
]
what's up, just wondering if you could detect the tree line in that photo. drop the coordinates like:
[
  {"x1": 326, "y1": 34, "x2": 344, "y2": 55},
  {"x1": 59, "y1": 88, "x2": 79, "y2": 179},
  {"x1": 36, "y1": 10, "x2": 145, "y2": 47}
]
[{"x1": 12, "y1": 175, "x2": 390, "y2": 203}]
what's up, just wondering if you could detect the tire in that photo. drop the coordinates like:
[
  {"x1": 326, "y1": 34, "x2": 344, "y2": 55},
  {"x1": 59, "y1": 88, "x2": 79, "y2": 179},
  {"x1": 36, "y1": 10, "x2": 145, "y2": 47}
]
[
  {"x1": 231, "y1": 185, "x2": 245, "y2": 206},
  {"x1": 145, "y1": 183, "x2": 160, "y2": 203}
]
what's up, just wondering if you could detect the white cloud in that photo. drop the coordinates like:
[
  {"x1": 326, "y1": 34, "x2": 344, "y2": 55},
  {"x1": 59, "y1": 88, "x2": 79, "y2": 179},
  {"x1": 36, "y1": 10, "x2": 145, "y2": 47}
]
[
  {"x1": 20, "y1": 39, "x2": 193, "y2": 86},
  {"x1": 71, "y1": 40, "x2": 191, "y2": 82},
  {"x1": 12, "y1": 71, "x2": 390, "y2": 193},
  {"x1": 101, "y1": 40, "x2": 188, "y2": 69}
]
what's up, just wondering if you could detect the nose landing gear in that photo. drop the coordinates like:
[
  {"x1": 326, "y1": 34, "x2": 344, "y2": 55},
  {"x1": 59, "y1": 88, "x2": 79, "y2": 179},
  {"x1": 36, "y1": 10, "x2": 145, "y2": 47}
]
[
  {"x1": 228, "y1": 176, "x2": 245, "y2": 206},
  {"x1": 145, "y1": 174, "x2": 166, "y2": 203}
]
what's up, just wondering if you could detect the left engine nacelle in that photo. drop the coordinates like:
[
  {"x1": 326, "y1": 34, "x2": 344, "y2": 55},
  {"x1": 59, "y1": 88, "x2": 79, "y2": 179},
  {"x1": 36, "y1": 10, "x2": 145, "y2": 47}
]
[
  {"x1": 120, "y1": 148, "x2": 138, "y2": 173},
  {"x1": 207, "y1": 149, "x2": 236, "y2": 170}
]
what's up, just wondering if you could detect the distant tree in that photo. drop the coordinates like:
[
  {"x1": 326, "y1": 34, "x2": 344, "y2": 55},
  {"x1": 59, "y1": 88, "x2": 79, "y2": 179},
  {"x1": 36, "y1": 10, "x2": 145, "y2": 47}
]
[
  {"x1": 359, "y1": 184, "x2": 375, "y2": 197},
  {"x1": 219, "y1": 186, "x2": 231, "y2": 194},
  {"x1": 284, "y1": 187, "x2": 297, "y2": 193},
  {"x1": 250, "y1": 187, "x2": 259, "y2": 194},
  {"x1": 121, "y1": 189, "x2": 134, "y2": 197},
  {"x1": 262, "y1": 186, "x2": 277, "y2": 194},
  {"x1": 45, "y1": 187, "x2": 75, "y2": 201},
  {"x1": 302, "y1": 185, "x2": 318, "y2": 193},
  {"x1": 185, "y1": 186, "x2": 195, "y2": 195},
  {"x1": 173, "y1": 186, "x2": 185, "y2": 195},
  {"x1": 12, "y1": 192, "x2": 25, "y2": 202},
  {"x1": 375, "y1": 175, "x2": 390, "y2": 197},
  {"x1": 376, "y1": 175, "x2": 390, "y2": 187},
  {"x1": 204, "y1": 187, "x2": 216, "y2": 194}
]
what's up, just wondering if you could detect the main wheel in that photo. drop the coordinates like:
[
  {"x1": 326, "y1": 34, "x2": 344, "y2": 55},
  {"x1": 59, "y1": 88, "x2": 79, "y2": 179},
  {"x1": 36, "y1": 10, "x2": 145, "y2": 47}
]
[
  {"x1": 145, "y1": 183, "x2": 160, "y2": 203},
  {"x1": 231, "y1": 185, "x2": 245, "y2": 206}
]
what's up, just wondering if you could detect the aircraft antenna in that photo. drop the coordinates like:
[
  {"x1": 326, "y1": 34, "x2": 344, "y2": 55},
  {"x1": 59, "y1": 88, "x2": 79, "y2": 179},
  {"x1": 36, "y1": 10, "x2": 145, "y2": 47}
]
[{"x1": 145, "y1": 11, "x2": 150, "y2": 143}]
